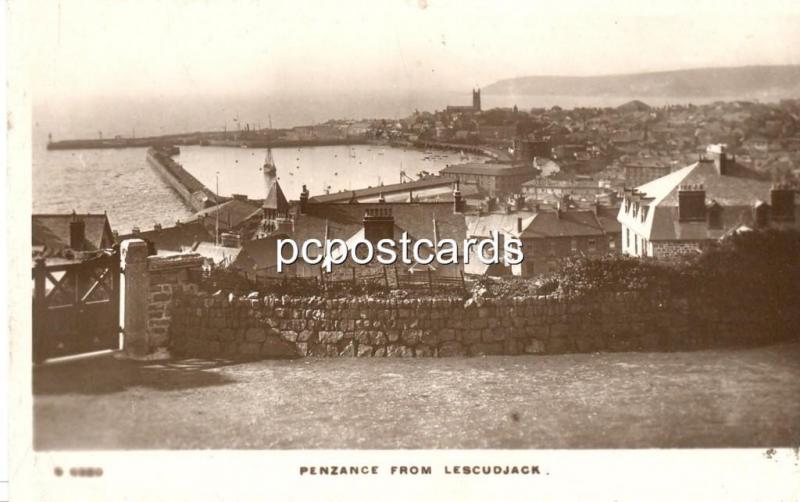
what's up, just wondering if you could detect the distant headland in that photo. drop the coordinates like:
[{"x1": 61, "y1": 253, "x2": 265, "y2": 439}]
[{"x1": 484, "y1": 65, "x2": 800, "y2": 99}]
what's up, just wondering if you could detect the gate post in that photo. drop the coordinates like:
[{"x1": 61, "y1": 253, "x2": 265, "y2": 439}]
[
  {"x1": 121, "y1": 239, "x2": 150, "y2": 356},
  {"x1": 32, "y1": 257, "x2": 47, "y2": 363}
]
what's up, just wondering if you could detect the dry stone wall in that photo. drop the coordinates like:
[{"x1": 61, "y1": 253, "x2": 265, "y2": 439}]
[{"x1": 167, "y1": 288, "x2": 784, "y2": 359}]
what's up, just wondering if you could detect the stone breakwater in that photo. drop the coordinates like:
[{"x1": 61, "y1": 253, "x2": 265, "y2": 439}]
[{"x1": 166, "y1": 288, "x2": 784, "y2": 359}]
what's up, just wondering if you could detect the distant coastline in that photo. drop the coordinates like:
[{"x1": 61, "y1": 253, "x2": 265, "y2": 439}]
[{"x1": 484, "y1": 65, "x2": 800, "y2": 99}]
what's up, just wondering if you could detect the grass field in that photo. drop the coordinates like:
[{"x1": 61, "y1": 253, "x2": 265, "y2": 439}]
[{"x1": 33, "y1": 341, "x2": 800, "y2": 450}]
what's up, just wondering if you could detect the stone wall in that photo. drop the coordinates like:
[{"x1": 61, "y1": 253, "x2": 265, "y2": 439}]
[
  {"x1": 167, "y1": 287, "x2": 786, "y2": 359},
  {"x1": 653, "y1": 240, "x2": 703, "y2": 259},
  {"x1": 145, "y1": 254, "x2": 204, "y2": 351}
]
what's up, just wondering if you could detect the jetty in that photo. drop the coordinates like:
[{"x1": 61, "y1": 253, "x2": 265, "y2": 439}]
[
  {"x1": 145, "y1": 146, "x2": 221, "y2": 212},
  {"x1": 47, "y1": 132, "x2": 367, "y2": 151}
]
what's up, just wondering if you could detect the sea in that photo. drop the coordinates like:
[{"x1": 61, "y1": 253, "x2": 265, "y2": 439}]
[{"x1": 32, "y1": 91, "x2": 735, "y2": 233}]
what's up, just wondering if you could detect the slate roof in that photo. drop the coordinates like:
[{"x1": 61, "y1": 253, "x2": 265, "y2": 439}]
[
  {"x1": 263, "y1": 180, "x2": 289, "y2": 213},
  {"x1": 231, "y1": 233, "x2": 290, "y2": 273},
  {"x1": 189, "y1": 199, "x2": 262, "y2": 233},
  {"x1": 620, "y1": 159, "x2": 798, "y2": 241},
  {"x1": 518, "y1": 210, "x2": 606, "y2": 239},
  {"x1": 292, "y1": 202, "x2": 468, "y2": 254},
  {"x1": 32, "y1": 214, "x2": 114, "y2": 252},
  {"x1": 594, "y1": 206, "x2": 623, "y2": 235},
  {"x1": 309, "y1": 177, "x2": 456, "y2": 203},
  {"x1": 440, "y1": 163, "x2": 537, "y2": 177},
  {"x1": 466, "y1": 212, "x2": 536, "y2": 237},
  {"x1": 117, "y1": 221, "x2": 213, "y2": 253}
]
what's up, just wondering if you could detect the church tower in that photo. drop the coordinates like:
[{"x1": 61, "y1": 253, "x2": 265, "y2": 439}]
[{"x1": 472, "y1": 88, "x2": 481, "y2": 112}]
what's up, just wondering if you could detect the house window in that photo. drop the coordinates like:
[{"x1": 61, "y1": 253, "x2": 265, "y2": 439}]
[
  {"x1": 635, "y1": 235, "x2": 639, "y2": 255},
  {"x1": 588, "y1": 239, "x2": 596, "y2": 252},
  {"x1": 625, "y1": 228, "x2": 630, "y2": 249},
  {"x1": 548, "y1": 241, "x2": 556, "y2": 257},
  {"x1": 609, "y1": 236, "x2": 616, "y2": 249},
  {"x1": 570, "y1": 239, "x2": 577, "y2": 252}
]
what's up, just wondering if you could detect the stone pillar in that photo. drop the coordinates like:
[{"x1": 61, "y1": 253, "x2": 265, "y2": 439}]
[{"x1": 121, "y1": 239, "x2": 150, "y2": 356}]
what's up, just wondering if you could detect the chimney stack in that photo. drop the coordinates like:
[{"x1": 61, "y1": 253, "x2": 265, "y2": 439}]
[
  {"x1": 299, "y1": 184, "x2": 310, "y2": 214},
  {"x1": 453, "y1": 181, "x2": 465, "y2": 213},
  {"x1": 753, "y1": 200, "x2": 770, "y2": 228},
  {"x1": 69, "y1": 211, "x2": 85, "y2": 251},
  {"x1": 678, "y1": 184, "x2": 706, "y2": 222},
  {"x1": 514, "y1": 194, "x2": 526, "y2": 212},
  {"x1": 770, "y1": 183, "x2": 796, "y2": 222},
  {"x1": 275, "y1": 217, "x2": 294, "y2": 235},
  {"x1": 706, "y1": 144, "x2": 729, "y2": 176},
  {"x1": 220, "y1": 232, "x2": 242, "y2": 248},
  {"x1": 363, "y1": 207, "x2": 394, "y2": 245}
]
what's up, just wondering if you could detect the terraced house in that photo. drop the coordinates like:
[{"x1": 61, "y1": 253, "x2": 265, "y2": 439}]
[{"x1": 618, "y1": 144, "x2": 800, "y2": 258}]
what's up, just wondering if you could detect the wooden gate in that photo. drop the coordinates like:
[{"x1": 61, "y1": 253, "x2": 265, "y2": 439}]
[{"x1": 32, "y1": 250, "x2": 121, "y2": 362}]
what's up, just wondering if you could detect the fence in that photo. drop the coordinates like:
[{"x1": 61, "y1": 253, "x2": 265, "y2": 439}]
[{"x1": 193, "y1": 264, "x2": 468, "y2": 295}]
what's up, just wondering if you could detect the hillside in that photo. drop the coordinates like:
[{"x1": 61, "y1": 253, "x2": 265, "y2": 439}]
[{"x1": 484, "y1": 65, "x2": 800, "y2": 99}]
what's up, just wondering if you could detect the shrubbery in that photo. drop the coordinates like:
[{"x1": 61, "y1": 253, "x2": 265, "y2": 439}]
[{"x1": 474, "y1": 230, "x2": 800, "y2": 307}]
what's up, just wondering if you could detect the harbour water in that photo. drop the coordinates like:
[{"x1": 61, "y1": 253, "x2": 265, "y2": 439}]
[
  {"x1": 32, "y1": 139, "x2": 466, "y2": 233},
  {"x1": 32, "y1": 142, "x2": 194, "y2": 234},
  {"x1": 176, "y1": 144, "x2": 467, "y2": 201}
]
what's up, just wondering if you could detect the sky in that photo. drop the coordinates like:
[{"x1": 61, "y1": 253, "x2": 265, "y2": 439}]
[{"x1": 22, "y1": 0, "x2": 800, "y2": 101}]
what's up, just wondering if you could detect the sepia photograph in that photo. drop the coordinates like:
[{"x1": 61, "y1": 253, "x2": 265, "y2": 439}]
[{"x1": 7, "y1": 0, "x2": 800, "y2": 499}]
